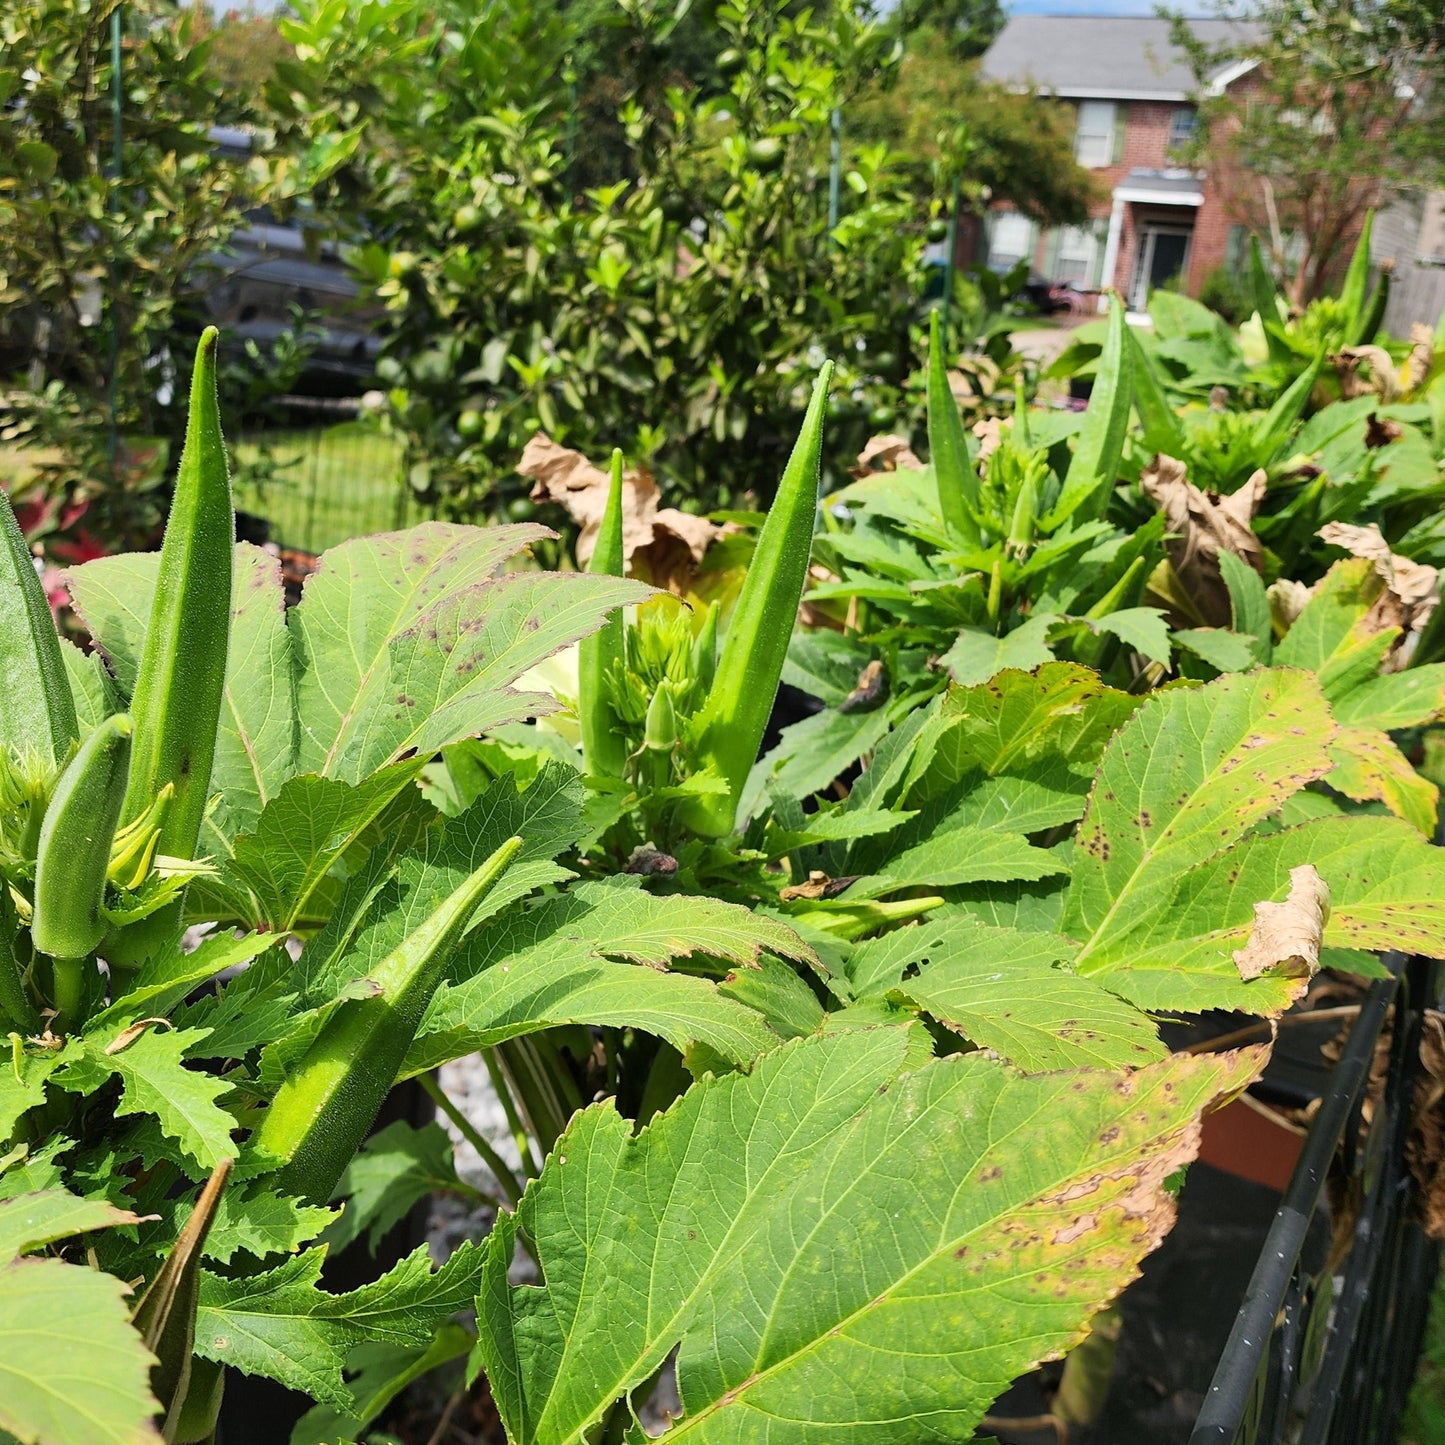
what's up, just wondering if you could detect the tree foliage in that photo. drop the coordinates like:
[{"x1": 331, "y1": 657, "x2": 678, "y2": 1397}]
[{"x1": 1173, "y1": 0, "x2": 1445, "y2": 304}]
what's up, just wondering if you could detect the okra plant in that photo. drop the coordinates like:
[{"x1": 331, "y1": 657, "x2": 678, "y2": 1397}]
[{"x1": 9, "y1": 328, "x2": 1445, "y2": 1445}]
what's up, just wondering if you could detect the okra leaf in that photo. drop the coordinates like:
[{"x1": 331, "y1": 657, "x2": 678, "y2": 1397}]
[
  {"x1": 55, "y1": 1029, "x2": 238, "y2": 1172},
  {"x1": 847, "y1": 822, "x2": 1067, "y2": 898},
  {"x1": 0, "y1": 1253, "x2": 161, "y2": 1445},
  {"x1": 0, "y1": 1188, "x2": 147, "y2": 1260},
  {"x1": 197, "y1": 761, "x2": 430, "y2": 932},
  {"x1": 1327, "y1": 724, "x2": 1439, "y2": 835},
  {"x1": 60, "y1": 638, "x2": 119, "y2": 733},
  {"x1": 291, "y1": 1326, "x2": 473, "y2": 1445},
  {"x1": 1083, "y1": 606, "x2": 1172, "y2": 666},
  {"x1": 938, "y1": 613, "x2": 1058, "y2": 686},
  {"x1": 0, "y1": 1047, "x2": 73, "y2": 1143},
  {"x1": 865, "y1": 920, "x2": 1166, "y2": 1072},
  {"x1": 744, "y1": 703, "x2": 896, "y2": 814},
  {"x1": 406, "y1": 878, "x2": 810, "y2": 1072},
  {"x1": 182, "y1": 1182, "x2": 335, "y2": 1266},
  {"x1": 474, "y1": 1030, "x2": 1260, "y2": 1445},
  {"x1": 1219, "y1": 551, "x2": 1272, "y2": 661},
  {"x1": 1174, "y1": 628, "x2": 1260, "y2": 674},
  {"x1": 302, "y1": 766, "x2": 587, "y2": 1005},
  {"x1": 325, "y1": 1120, "x2": 463, "y2": 1256},
  {"x1": 194, "y1": 1242, "x2": 483, "y2": 1410},
  {"x1": 292, "y1": 525, "x2": 648, "y2": 783}
]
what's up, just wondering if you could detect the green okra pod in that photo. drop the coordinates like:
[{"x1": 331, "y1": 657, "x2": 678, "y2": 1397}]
[
  {"x1": 1351, "y1": 269, "x2": 1390, "y2": 347},
  {"x1": 0, "y1": 486, "x2": 77, "y2": 762},
  {"x1": 677, "y1": 364, "x2": 833, "y2": 838},
  {"x1": 1048, "y1": 293, "x2": 1132, "y2": 527},
  {"x1": 122, "y1": 327, "x2": 234, "y2": 860},
  {"x1": 1248, "y1": 235, "x2": 1292, "y2": 368},
  {"x1": 578, "y1": 450, "x2": 628, "y2": 781},
  {"x1": 1254, "y1": 349, "x2": 1325, "y2": 466},
  {"x1": 1127, "y1": 327, "x2": 1184, "y2": 459},
  {"x1": 927, "y1": 309, "x2": 981, "y2": 545},
  {"x1": 32, "y1": 713, "x2": 133, "y2": 1024},
  {"x1": 253, "y1": 834, "x2": 523, "y2": 1204},
  {"x1": 1337, "y1": 210, "x2": 1374, "y2": 339}
]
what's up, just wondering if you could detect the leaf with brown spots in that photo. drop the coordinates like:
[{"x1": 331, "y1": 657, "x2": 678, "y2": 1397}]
[
  {"x1": 475, "y1": 1029, "x2": 1261, "y2": 1444},
  {"x1": 1063, "y1": 669, "x2": 1338, "y2": 1012}
]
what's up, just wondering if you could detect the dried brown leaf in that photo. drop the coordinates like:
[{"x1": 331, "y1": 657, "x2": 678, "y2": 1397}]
[
  {"x1": 1141, "y1": 456, "x2": 1266, "y2": 626},
  {"x1": 1317, "y1": 521, "x2": 1439, "y2": 655},
  {"x1": 852, "y1": 435, "x2": 923, "y2": 478},
  {"x1": 1233, "y1": 865, "x2": 1329, "y2": 994}
]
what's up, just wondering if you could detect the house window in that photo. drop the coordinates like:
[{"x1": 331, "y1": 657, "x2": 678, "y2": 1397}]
[
  {"x1": 1055, "y1": 223, "x2": 1103, "y2": 286},
  {"x1": 1169, "y1": 107, "x2": 1198, "y2": 150},
  {"x1": 1074, "y1": 101, "x2": 1117, "y2": 168},
  {"x1": 987, "y1": 211, "x2": 1035, "y2": 272}
]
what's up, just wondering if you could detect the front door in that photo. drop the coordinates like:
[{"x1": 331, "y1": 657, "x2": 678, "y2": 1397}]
[{"x1": 1132, "y1": 225, "x2": 1193, "y2": 309}]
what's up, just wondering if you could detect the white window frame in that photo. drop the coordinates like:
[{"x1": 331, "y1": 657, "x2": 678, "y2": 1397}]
[
  {"x1": 1074, "y1": 101, "x2": 1117, "y2": 169},
  {"x1": 1169, "y1": 106, "x2": 1198, "y2": 150},
  {"x1": 1055, "y1": 223, "x2": 1103, "y2": 287},
  {"x1": 987, "y1": 211, "x2": 1035, "y2": 273}
]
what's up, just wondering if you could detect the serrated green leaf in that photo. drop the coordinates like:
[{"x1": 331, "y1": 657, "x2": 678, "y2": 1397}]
[
  {"x1": 291, "y1": 1325, "x2": 473, "y2": 1445},
  {"x1": 293, "y1": 527, "x2": 647, "y2": 783},
  {"x1": 939, "y1": 614, "x2": 1058, "y2": 686},
  {"x1": 1273, "y1": 558, "x2": 1397, "y2": 700},
  {"x1": 1327, "y1": 724, "x2": 1439, "y2": 835},
  {"x1": 0, "y1": 1189, "x2": 147, "y2": 1260},
  {"x1": 1174, "y1": 628, "x2": 1260, "y2": 673},
  {"x1": 877, "y1": 922, "x2": 1166, "y2": 1072},
  {"x1": 183, "y1": 1184, "x2": 335, "y2": 1266},
  {"x1": 0, "y1": 1048, "x2": 72, "y2": 1145},
  {"x1": 326, "y1": 1121, "x2": 462, "y2": 1256},
  {"x1": 408, "y1": 879, "x2": 794, "y2": 1072},
  {"x1": 1219, "y1": 550, "x2": 1272, "y2": 661},
  {"x1": 1087, "y1": 606, "x2": 1173, "y2": 666},
  {"x1": 199, "y1": 763, "x2": 429, "y2": 932},
  {"x1": 56, "y1": 1031, "x2": 237, "y2": 1171},
  {"x1": 60, "y1": 638, "x2": 118, "y2": 733},
  {"x1": 475, "y1": 1032, "x2": 1259, "y2": 1444},
  {"x1": 715, "y1": 954, "x2": 826, "y2": 1039},
  {"x1": 849, "y1": 822, "x2": 1068, "y2": 897},
  {"x1": 194, "y1": 1243, "x2": 483, "y2": 1409},
  {"x1": 1332, "y1": 667, "x2": 1445, "y2": 731},
  {"x1": 0, "y1": 1255, "x2": 160, "y2": 1445},
  {"x1": 1066, "y1": 671, "x2": 1336, "y2": 998}
]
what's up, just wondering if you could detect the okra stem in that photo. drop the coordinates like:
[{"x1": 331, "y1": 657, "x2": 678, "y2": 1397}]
[{"x1": 418, "y1": 1072, "x2": 520, "y2": 1206}]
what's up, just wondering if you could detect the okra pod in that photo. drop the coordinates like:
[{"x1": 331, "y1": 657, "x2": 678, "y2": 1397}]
[
  {"x1": 32, "y1": 713, "x2": 133, "y2": 1024},
  {"x1": 121, "y1": 327, "x2": 233, "y2": 860},
  {"x1": 1351, "y1": 270, "x2": 1390, "y2": 347},
  {"x1": 1254, "y1": 349, "x2": 1325, "y2": 466},
  {"x1": 578, "y1": 450, "x2": 629, "y2": 781},
  {"x1": 677, "y1": 365, "x2": 833, "y2": 838},
  {"x1": 1337, "y1": 210, "x2": 1374, "y2": 338},
  {"x1": 1048, "y1": 294, "x2": 1132, "y2": 527},
  {"x1": 252, "y1": 835, "x2": 523, "y2": 1204},
  {"x1": 1127, "y1": 327, "x2": 1184, "y2": 458},
  {"x1": 1248, "y1": 236, "x2": 1292, "y2": 368},
  {"x1": 927, "y1": 309, "x2": 981, "y2": 544},
  {"x1": 0, "y1": 486, "x2": 77, "y2": 762}
]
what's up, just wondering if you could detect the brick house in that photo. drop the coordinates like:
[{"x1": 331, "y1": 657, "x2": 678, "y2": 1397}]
[{"x1": 978, "y1": 17, "x2": 1259, "y2": 310}]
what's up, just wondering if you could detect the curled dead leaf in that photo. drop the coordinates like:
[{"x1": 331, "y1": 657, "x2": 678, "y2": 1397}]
[
  {"x1": 1364, "y1": 412, "x2": 1405, "y2": 449},
  {"x1": 838, "y1": 659, "x2": 887, "y2": 714},
  {"x1": 1267, "y1": 577, "x2": 1312, "y2": 634},
  {"x1": 1233, "y1": 865, "x2": 1329, "y2": 992},
  {"x1": 105, "y1": 1017, "x2": 173, "y2": 1055},
  {"x1": 972, "y1": 417, "x2": 1003, "y2": 463},
  {"x1": 780, "y1": 871, "x2": 859, "y2": 902},
  {"x1": 851, "y1": 434, "x2": 923, "y2": 478},
  {"x1": 1141, "y1": 456, "x2": 1266, "y2": 627},
  {"x1": 1330, "y1": 344, "x2": 1401, "y2": 402},
  {"x1": 1406, "y1": 323, "x2": 1434, "y2": 395},
  {"x1": 517, "y1": 434, "x2": 722, "y2": 593},
  {"x1": 1317, "y1": 521, "x2": 1439, "y2": 659}
]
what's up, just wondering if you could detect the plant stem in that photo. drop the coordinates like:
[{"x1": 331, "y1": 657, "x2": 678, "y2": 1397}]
[
  {"x1": 0, "y1": 953, "x2": 38, "y2": 1035},
  {"x1": 419, "y1": 1072, "x2": 521, "y2": 1207},
  {"x1": 50, "y1": 956, "x2": 86, "y2": 1033},
  {"x1": 483, "y1": 1048, "x2": 541, "y2": 1178}
]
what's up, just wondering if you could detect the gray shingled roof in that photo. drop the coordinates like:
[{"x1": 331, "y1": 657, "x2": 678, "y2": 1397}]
[{"x1": 979, "y1": 17, "x2": 1258, "y2": 102}]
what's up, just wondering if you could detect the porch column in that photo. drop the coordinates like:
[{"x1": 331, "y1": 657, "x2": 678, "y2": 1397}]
[{"x1": 1097, "y1": 192, "x2": 1126, "y2": 313}]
